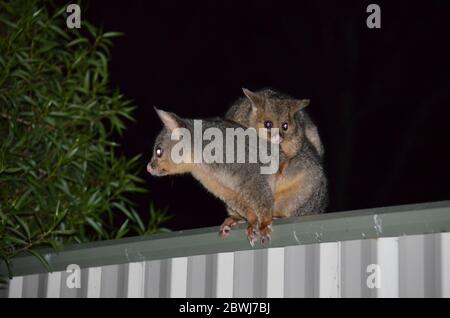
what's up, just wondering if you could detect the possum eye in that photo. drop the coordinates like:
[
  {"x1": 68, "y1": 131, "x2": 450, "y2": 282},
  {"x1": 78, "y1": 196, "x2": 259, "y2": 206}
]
[
  {"x1": 282, "y1": 122, "x2": 288, "y2": 131},
  {"x1": 155, "y1": 147, "x2": 163, "y2": 158},
  {"x1": 264, "y1": 120, "x2": 273, "y2": 129}
]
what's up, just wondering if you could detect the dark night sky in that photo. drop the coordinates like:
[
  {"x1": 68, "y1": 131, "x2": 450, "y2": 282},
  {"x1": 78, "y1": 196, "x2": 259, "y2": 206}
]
[{"x1": 69, "y1": 0, "x2": 449, "y2": 230}]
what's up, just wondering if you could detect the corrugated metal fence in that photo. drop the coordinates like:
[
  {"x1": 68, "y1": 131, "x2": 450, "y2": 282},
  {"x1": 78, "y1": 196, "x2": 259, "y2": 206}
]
[{"x1": 1, "y1": 201, "x2": 450, "y2": 298}]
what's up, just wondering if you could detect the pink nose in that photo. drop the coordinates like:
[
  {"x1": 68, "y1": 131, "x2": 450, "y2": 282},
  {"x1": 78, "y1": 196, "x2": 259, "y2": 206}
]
[
  {"x1": 147, "y1": 163, "x2": 153, "y2": 174},
  {"x1": 271, "y1": 134, "x2": 283, "y2": 144}
]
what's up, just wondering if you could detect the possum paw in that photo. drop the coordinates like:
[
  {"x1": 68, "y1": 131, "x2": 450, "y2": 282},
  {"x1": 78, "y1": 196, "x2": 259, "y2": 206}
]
[
  {"x1": 259, "y1": 224, "x2": 272, "y2": 246},
  {"x1": 260, "y1": 234, "x2": 271, "y2": 246},
  {"x1": 219, "y1": 218, "x2": 246, "y2": 239},
  {"x1": 246, "y1": 225, "x2": 258, "y2": 247},
  {"x1": 219, "y1": 225, "x2": 232, "y2": 239}
]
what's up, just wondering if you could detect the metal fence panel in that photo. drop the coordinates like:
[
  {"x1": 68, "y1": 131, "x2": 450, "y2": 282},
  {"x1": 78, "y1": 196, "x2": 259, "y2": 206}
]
[
  {"x1": 4, "y1": 233, "x2": 450, "y2": 298},
  {"x1": 2, "y1": 201, "x2": 450, "y2": 298}
]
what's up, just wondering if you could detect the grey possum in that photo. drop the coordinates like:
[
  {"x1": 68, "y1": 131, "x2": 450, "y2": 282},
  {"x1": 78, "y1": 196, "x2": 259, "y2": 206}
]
[
  {"x1": 147, "y1": 107, "x2": 282, "y2": 245},
  {"x1": 225, "y1": 88, "x2": 328, "y2": 216}
]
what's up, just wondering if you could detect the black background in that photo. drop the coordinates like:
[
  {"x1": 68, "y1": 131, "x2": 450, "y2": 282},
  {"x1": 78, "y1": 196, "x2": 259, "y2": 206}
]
[{"x1": 69, "y1": 0, "x2": 449, "y2": 230}]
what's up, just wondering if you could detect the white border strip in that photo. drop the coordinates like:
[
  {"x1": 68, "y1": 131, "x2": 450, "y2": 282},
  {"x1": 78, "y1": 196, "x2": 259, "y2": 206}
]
[
  {"x1": 215, "y1": 252, "x2": 234, "y2": 298},
  {"x1": 127, "y1": 262, "x2": 146, "y2": 298},
  {"x1": 8, "y1": 276, "x2": 23, "y2": 298},
  {"x1": 319, "y1": 242, "x2": 341, "y2": 298},
  {"x1": 86, "y1": 267, "x2": 102, "y2": 298},
  {"x1": 46, "y1": 272, "x2": 62, "y2": 298},
  {"x1": 266, "y1": 247, "x2": 284, "y2": 297},
  {"x1": 440, "y1": 233, "x2": 450, "y2": 298},
  {"x1": 169, "y1": 257, "x2": 188, "y2": 298},
  {"x1": 376, "y1": 237, "x2": 399, "y2": 298}
]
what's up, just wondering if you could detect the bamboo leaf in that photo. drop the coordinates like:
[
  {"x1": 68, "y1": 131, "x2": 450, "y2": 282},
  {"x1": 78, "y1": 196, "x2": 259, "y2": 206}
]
[
  {"x1": 0, "y1": 1, "x2": 160, "y2": 258},
  {"x1": 101, "y1": 32, "x2": 124, "y2": 38},
  {"x1": 27, "y1": 250, "x2": 53, "y2": 273},
  {"x1": 13, "y1": 215, "x2": 30, "y2": 241}
]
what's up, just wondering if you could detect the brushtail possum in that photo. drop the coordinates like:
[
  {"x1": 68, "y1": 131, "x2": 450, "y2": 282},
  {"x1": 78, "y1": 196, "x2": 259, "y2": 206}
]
[
  {"x1": 147, "y1": 107, "x2": 282, "y2": 245},
  {"x1": 225, "y1": 88, "x2": 328, "y2": 217}
]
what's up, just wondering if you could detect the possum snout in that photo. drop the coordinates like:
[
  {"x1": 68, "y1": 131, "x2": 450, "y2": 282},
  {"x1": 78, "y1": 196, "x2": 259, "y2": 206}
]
[
  {"x1": 147, "y1": 160, "x2": 157, "y2": 175},
  {"x1": 270, "y1": 132, "x2": 283, "y2": 144}
]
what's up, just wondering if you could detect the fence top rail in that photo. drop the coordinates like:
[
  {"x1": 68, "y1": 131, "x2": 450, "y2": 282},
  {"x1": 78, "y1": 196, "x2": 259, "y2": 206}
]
[{"x1": 2, "y1": 200, "x2": 450, "y2": 277}]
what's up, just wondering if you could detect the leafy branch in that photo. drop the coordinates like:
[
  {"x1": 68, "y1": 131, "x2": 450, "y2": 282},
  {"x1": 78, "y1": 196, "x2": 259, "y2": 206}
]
[{"x1": 0, "y1": 0, "x2": 171, "y2": 279}]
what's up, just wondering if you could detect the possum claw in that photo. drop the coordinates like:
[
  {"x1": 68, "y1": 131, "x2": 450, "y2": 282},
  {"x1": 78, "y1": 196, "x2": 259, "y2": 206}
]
[
  {"x1": 260, "y1": 234, "x2": 271, "y2": 246},
  {"x1": 247, "y1": 226, "x2": 258, "y2": 247},
  {"x1": 248, "y1": 234, "x2": 258, "y2": 247},
  {"x1": 259, "y1": 224, "x2": 272, "y2": 246},
  {"x1": 219, "y1": 225, "x2": 231, "y2": 239}
]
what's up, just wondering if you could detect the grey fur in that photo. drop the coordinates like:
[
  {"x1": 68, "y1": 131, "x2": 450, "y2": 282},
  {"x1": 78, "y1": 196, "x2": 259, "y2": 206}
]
[
  {"x1": 225, "y1": 88, "x2": 328, "y2": 216},
  {"x1": 279, "y1": 140, "x2": 328, "y2": 216},
  {"x1": 226, "y1": 88, "x2": 325, "y2": 158},
  {"x1": 150, "y1": 112, "x2": 279, "y2": 223}
]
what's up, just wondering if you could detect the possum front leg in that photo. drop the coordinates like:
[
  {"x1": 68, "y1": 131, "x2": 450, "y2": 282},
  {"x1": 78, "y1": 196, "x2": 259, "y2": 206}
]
[
  {"x1": 239, "y1": 183, "x2": 274, "y2": 246},
  {"x1": 219, "y1": 210, "x2": 246, "y2": 239},
  {"x1": 244, "y1": 183, "x2": 274, "y2": 246},
  {"x1": 258, "y1": 214, "x2": 273, "y2": 245},
  {"x1": 220, "y1": 203, "x2": 272, "y2": 246},
  {"x1": 245, "y1": 208, "x2": 259, "y2": 247},
  {"x1": 220, "y1": 204, "x2": 258, "y2": 246}
]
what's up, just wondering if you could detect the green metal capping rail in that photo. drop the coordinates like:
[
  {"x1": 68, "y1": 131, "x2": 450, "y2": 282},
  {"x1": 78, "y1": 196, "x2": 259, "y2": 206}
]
[{"x1": 1, "y1": 200, "x2": 450, "y2": 297}]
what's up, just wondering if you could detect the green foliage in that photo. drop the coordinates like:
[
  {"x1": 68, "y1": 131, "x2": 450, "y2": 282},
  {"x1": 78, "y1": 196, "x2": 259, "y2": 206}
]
[{"x1": 0, "y1": 0, "x2": 170, "y2": 277}]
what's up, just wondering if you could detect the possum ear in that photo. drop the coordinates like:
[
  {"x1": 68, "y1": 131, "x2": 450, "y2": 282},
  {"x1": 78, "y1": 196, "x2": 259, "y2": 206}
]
[
  {"x1": 291, "y1": 99, "x2": 310, "y2": 113},
  {"x1": 154, "y1": 107, "x2": 183, "y2": 131},
  {"x1": 242, "y1": 88, "x2": 264, "y2": 113}
]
